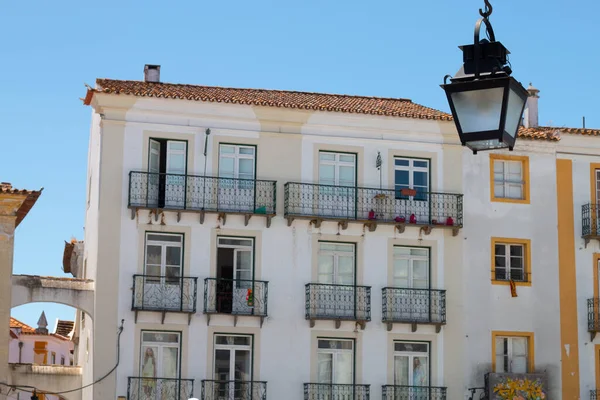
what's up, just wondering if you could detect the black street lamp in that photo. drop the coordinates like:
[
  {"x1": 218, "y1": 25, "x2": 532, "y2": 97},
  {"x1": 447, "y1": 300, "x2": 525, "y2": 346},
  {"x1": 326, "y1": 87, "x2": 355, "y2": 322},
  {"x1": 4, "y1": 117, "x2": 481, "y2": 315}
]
[{"x1": 441, "y1": 0, "x2": 528, "y2": 154}]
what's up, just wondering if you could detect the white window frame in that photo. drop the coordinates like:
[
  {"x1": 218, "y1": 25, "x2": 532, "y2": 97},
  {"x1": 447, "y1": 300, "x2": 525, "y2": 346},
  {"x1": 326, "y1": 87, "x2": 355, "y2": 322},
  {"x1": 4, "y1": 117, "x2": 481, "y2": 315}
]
[
  {"x1": 217, "y1": 237, "x2": 254, "y2": 287},
  {"x1": 318, "y1": 152, "x2": 356, "y2": 187},
  {"x1": 393, "y1": 341, "x2": 430, "y2": 387},
  {"x1": 392, "y1": 247, "x2": 429, "y2": 289},
  {"x1": 139, "y1": 330, "x2": 181, "y2": 378},
  {"x1": 317, "y1": 242, "x2": 355, "y2": 285},
  {"x1": 493, "y1": 159, "x2": 525, "y2": 199},
  {"x1": 219, "y1": 144, "x2": 256, "y2": 180},
  {"x1": 144, "y1": 233, "x2": 184, "y2": 282},
  {"x1": 213, "y1": 334, "x2": 253, "y2": 381},
  {"x1": 494, "y1": 243, "x2": 525, "y2": 282},
  {"x1": 495, "y1": 336, "x2": 530, "y2": 373},
  {"x1": 394, "y1": 157, "x2": 430, "y2": 196},
  {"x1": 316, "y1": 339, "x2": 354, "y2": 385}
]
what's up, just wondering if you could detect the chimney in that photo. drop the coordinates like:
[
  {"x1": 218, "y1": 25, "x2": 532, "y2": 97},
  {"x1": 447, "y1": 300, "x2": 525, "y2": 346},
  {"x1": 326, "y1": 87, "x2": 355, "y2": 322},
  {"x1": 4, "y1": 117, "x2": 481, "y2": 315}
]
[
  {"x1": 144, "y1": 64, "x2": 161, "y2": 83},
  {"x1": 523, "y1": 83, "x2": 540, "y2": 128}
]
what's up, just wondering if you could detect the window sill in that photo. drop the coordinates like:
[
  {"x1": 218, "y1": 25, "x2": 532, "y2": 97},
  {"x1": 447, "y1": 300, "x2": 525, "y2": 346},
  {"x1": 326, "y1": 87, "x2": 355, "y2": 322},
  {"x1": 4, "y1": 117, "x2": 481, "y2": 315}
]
[
  {"x1": 491, "y1": 196, "x2": 530, "y2": 205},
  {"x1": 491, "y1": 280, "x2": 531, "y2": 287}
]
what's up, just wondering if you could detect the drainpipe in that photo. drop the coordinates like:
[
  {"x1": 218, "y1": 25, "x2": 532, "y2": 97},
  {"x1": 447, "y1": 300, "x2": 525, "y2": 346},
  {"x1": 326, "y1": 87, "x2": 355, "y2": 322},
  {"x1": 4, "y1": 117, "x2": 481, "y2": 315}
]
[{"x1": 18, "y1": 341, "x2": 23, "y2": 363}]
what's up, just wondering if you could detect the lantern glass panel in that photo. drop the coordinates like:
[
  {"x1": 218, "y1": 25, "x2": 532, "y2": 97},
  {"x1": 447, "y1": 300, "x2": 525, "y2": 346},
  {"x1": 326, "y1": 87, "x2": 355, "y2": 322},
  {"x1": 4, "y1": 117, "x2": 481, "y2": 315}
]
[
  {"x1": 505, "y1": 87, "x2": 527, "y2": 138},
  {"x1": 466, "y1": 139, "x2": 510, "y2": 152},
  {"x1": 450, "y1": 87, "x2": 504, "y2": 134}
]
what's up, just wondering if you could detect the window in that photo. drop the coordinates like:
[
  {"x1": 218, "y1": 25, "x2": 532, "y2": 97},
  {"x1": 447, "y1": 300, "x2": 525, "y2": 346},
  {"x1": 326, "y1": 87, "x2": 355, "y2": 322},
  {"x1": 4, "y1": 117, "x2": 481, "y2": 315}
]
[
  {"x1": 140, "y1": 331, "x2": 181, "y2": 380},
  {"x1": 490, "y1": 154, "x2": 530, "y2": 203},
  {"x1": 219, "y1": 144, "x2": 256, "y2": 181},
  {"x1": 319, "y1": 152, "x2": 356, "y2": 187},
  {"x1": 213, "y1": 334, "x2": 253, "y2": 382},
  {"x1": 33, "y1": 341, "x2": 47, "y2": 364},
  {"x1": 318, "y1": 242, "x2": 355, "y2": 285},
  {"x1": 492, "y1": 238, "x2": 531, "y2": 285},
  {"x1": 394, "y1": 158, "x2": 429, "y2": 201},
  {"x1": 392, "y1": 247, "x2": 429, "y2": 289},
  {"x1": 214, "y1": 237, "x2": 255, "y2": 314},
  {"x1": 145, "y1": 233, "x2": 183, "y2": 282},
  {"x1": 493, "y1": 332, "x2": 533, "y2": 373},
  {"x1": 61, "y1": 356, "x2": 65, "y2": 365},
  {"x1": 394, "y1": 342, "x2": 429, "y2": 387},
  {"x1": 51, "y1": 352, "x2": 56, "y2": 365},
  {"x1": 147, "y1": 139, "x2": 188, "y2": 208},
  {"x1": 317, "y1": 339, "x2": 354, "y2": 385}
]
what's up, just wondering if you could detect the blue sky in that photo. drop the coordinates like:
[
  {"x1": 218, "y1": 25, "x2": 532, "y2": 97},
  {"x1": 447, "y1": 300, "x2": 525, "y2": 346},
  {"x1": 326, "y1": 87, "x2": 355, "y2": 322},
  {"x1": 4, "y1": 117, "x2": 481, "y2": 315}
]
[{"x1": 4, "y1": 0, "x2": 599, "y2": 327}]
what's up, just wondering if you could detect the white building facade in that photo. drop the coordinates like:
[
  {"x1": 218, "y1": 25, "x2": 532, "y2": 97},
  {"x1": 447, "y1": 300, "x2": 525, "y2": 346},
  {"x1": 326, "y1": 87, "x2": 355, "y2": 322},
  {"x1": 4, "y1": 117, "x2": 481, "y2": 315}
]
[{"x1": 81, "y1": 67, "x2": 596, "y2": 400}]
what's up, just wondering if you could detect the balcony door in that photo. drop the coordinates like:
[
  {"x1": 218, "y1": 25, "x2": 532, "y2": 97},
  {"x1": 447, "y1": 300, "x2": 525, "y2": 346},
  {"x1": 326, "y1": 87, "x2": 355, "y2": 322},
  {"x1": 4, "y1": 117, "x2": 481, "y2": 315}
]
[
  {"x1": 318, "y1": 152, "x2": 356, "y2": 218},
  {"x1": 394, "y1": 158, "x2": 430, "y2": 224},
  {"x1": 218, "y1": 144, "x2": 256, "y2": 212},
  {"x1": 148, "y1": 139, "x2": 187, "y2": 209},
  {"x1": 317, "y1": 242, "x2": 355, "y2": 319},
  {"x1": 391, "y1": 247, "x2": 430, "y2": 322},
  {"x1": 139, "y1": 331, "x2": 181, "y2": 400},
  {"x1": 213, "y1": 334, "x2": 253, "y2": 400},
  {"x1": 393, "y1": 342, "x2": 430, "y2": 395},
  {"x1": 317, "y1": 339, "x2": 354, "y2": 398},
  {"x1": 215, "y1": 237, "x2": 255, "y2": 315},
  {"x1": 144, "y1": 233, "x2": 183, "y2": 311}
]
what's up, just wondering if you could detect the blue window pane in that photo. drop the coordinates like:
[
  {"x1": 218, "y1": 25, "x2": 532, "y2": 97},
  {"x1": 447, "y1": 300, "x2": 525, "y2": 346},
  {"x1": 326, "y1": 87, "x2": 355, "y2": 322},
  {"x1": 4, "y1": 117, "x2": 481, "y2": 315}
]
[
  {"x1": 414, "y1": 172, "x2": 428, "y2": 187},
  {"x1": 414, "y1": 161, "x2": 429, "y2": 168},
  {"x1": 395, "y1": 170, "x2": 409, "y2": 186},
  {"x1": 395, "y1": 159, "x2": 409, "y2": 167}
]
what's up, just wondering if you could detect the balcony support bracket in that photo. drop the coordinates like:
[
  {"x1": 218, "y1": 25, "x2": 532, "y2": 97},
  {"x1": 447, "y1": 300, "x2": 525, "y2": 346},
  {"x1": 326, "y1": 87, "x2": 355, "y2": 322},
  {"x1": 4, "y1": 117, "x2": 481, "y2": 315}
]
[
  {"x1": 452, "y1": 227, "x2": 460, "y2": 237},
  {"x1": 435, "y1": 324, "x2": 442, "y2": 333},
  {"x1": 134, "y1": 310, "x2": 138, "y2": 324},
  {"x1": 395, "y1": 224, "x2": 406, "y2": 234},
  {"x1": 233, "y1": 315, "x2": 238, "y2": 327},
  {"x1": 161, "y1": 311, "x2": 166, "y2": 324},
  {"x1": 357, "y1": 321, "x2": 366, "y2": 330},
  {"x1": 218, "y1": 213, "x2": 227, "y2": 226},
  {"x1": 287, "y1": 217, "x2": 294, "y2": 227},
  {"x1": 335, "y1": 320, "x2": 341, "y2": 329},
  {"x1": 244, "y1": 214, "x2": 252, "y2": 226},
  {"x1": 154, "y1": 209, "x2": 160, "y2": 222},
  {"x1": 591, "y1": 331, "x2": 597, "y2": 341},
  {"x1": 199, "y1": 210, "x2": 205, "y2": 224},
  {"x1": 130, "y1": 208, "x2": 136, "y2": 220},
  {"x1": 310, "y1": 218, "x2": 323, "y2": 229},
  {"x1": 411, "y1": 323, "x2": 418, "y2": 333},
  {"x1": 187, "y1": 313, "x2": 192, "y2": 325},
  {"x1": 260, "y1": 316, "x2": 265, "y2": 328},
  {"x1": 266, "y1": 216, "x2": 272, "y2": 228},
  {"x1": 420, "y1": 226, "x2": 433, "y2": 236},
  {"x1": 338, "y1": 221, "x2": 348, "y2": 231},
  {"x1": 386, "y1": 322, "x2": 393, "y2": 332},
  {"x1": 177, "y1": 212, "x2": 181, "y2": 223},
  {"x1": 206, "y1": 314, "x2": 211, "y2": 326},
  {"x1": 309, "y1": 319, "x2": 315, "y2": 328},
  {"x1": 364, "y1": 222, "x2": 377, "y2": 232}
]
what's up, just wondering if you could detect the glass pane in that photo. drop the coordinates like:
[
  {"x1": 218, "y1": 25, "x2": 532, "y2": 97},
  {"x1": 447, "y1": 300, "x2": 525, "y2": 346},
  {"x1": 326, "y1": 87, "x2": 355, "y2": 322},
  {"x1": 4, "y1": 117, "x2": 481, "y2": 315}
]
[
  {"x1": 413, "y1": 356, "x2": 428, "y2": 386},
  {"x1": 165, "y1": 267, "x2": 180, "y2": 279},
  {"x1": 318, "y1": 340, "x2": 352, "y2": 350},
  {"x1": 234, "y1": 336, "x2": 251, "y2": 346},
  {"x1": 395, "y1": 170, "x2": 409, "y2": 186},
  {"x1": 146, "y1": 265, "x2": 160, "y2": 276},
  {"x1": 494, "y1": 183, "x2": 505, "y2": 197},
  {"x1": 507, "y1": 160, "x2": 522, "y2": 174},
  {"x1": 339, "y1": 166, "x2": 355, "y2": 186},
  {"x1": 395, "y1": 159, "x2": 409, "y2": 167},
  {"x1": 495, "y1": 255, "x2": 505, "y2": 269},
  {"x1": 239, "y1": 147, "x2": 255, "y2": 155},
  {"x1": 162, "y1": 347, "x2": 178, "y2": 378},
  {"x1": 318, "y1": 255, "x2": 334, "y2": 275},
  {"x1": 512, "y1": 338, "x2": 527, "y2": 355},
  {"x1": 334, "y1": 244, "x2": 354, "y2": 252},
  {"x1": 495, "y1": 267, "x2": 507, "y2": 280},
  {"x1": 168, "y1": 154, "x2": 185, "y2": 172},
  {"x1": 218, "y1": 237, "x2": 253, "y2": 247},
  {"x1": 337, "y1": 273, "x2": 354, "y2": 286},
  {"x1": 510, "y1": 245, "x2": 523, "y2": 256},
  {"x1": 219, "y1": 157, "x2": 235, "y2": 175},
  {"x1": 319, "y1": 243, "x2": 336, "y2": 251},
  {"x1": 414, "y1": 160, "x2": 428, "y2": 168},
  {"x1": 320, "y1": 153, "x2": 336, "y2": 161},
  {"x1": 335, "y1": 353, "x2": 353, "y2": 384},
  {"x1": 142, "y1": 332, "x2": 179, "y2": 343},
  {"x1": 395, "y1": 342, "x2": 429, "y2": 353},
  {"x1": 505, "y1": 87, "x2": 527, "y2": 138},
  {"x1": 146, "y1": 245, "x2": 162, "y2": 265},
  {"x1": 338, "y1": 256, "x2": 354, "y2": 276},
  {"x1": 141, "y1": 346, "x2": 158, "y2": 378},
  {"x1": 339, "y1": 155, "x2": 355, "y2": 163},
  {"x1": 450, "y1": 87, "x2": 504, "y2": 133},
  {"x1": 149, "y1": 153, "x2": 160, "y2": 173},
  {"x1": 214, "y1": 349, "x2": 230, "y2": 380},
  {"x1": 239, "y1": 159, "x2": 254, "y2": 175},
  {"x1": 169, "y1": 142, "x2": 186, "y2": 151},
  {"x1": 166, "y1": 247, "x2": 181, "y2": 266},
  {"x1": 148, "y1": 234, "x2": 182, "y2": 243},
  {"x1": 151, "y1": 141, "x2": 161, "y2": 151},
  {"x1": 317, "y1": 353, "x2": 333, "y2": 384},
  {"x1": 512, "y1": 355, "x2": 528, "y2": 373},
  {"x1": 508, "y1": 184, "x2": 523, "y2": 199},
  {"x1": 413, "y1": 171, "x2": 428, "y2": 188},
  {"x1": 413, "y1": 261, "x2": 428, "y2": 287},
  {"x1": 394, "y1": 356, "x2": 409, "y2": 385},
  {"x1": 394, "y1": 247, "x2": 411, "y2": 256},
  {"x1": 510, "y1": 257, "x2": 523, "y2": 269},
  {"x1": 235, "y1": 350, "x2": 251, "y2": 381},
  {"x1": 495, "y1": 244, "x2": 506, "y2": 256},
  {"x1": 494, "y1": 160, "x2": 504, "y2": 174},
  {"x1": 319, "y1": 164, "x2": 335, "y2": 185},
  {"x1": 410, "y1": 248, "x2": 429, "y2": 257},
  {"x1": 220, "y1": 145, "x2": 235, "y2": 154}
]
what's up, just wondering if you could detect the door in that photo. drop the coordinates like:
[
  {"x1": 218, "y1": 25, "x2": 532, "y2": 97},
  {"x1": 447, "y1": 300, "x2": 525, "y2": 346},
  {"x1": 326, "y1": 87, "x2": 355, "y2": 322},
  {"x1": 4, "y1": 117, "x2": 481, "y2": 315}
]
[
  {"x1": 213, "y1": 335, "x2": 253, "y2": 400},
  {"x1": 394, "y1": 158, "x2": 430, "y2": 224},
  {"x1": 392, "y1": 247, "x2": 430, "y2": 322},
  {"x1": 144, "y1": 233, "x2": 183, "y2": 311},
  {"x1": 317, "y1": 339, "x2": 355, "y2": 400},
  {"x1": 165, "y1": 141, "x2": 187, "y2": 208},
  {"x1": 317, "y1": 242, "x2": 356, "y2": 319},
  {"x1": 393, "y1": 342, "x2": 430, "y2": 399},
  {"x1": 147, "y1": 139, "x2": 161, "y2": 207},
  {"x1": 218, "y1": 144, "x2": 256, "y2": 212},
  {"x1": 215, "y1": 237, "x2": 256, "y2": 315},
  {"x1": 139, "y1": 331, "x2": 181, "y2": 400},
  {"x1": 318, "y1": 152, "x2": 356, "y2": 218}
]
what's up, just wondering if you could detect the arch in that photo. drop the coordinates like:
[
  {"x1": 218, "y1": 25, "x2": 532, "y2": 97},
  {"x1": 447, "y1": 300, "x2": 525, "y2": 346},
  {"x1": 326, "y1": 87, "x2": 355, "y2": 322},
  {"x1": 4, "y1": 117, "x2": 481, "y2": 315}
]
[{"x1": 12, "y1": 275, "x2": 95, "y2": 319}]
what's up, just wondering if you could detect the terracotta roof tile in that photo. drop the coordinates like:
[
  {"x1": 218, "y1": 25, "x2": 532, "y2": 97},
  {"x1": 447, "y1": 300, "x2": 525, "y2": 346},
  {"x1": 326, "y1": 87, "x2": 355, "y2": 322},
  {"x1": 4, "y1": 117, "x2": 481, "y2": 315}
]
[
  {"x1": 0, "y1": 183, "x2": 43, "y2": 227},
  {"x1": 89, "y1": 79, "x2": 453, "y2": 121},
  {"x1": 518, "y1": 126, "x2": 561, "y2": 141},
  {"x1": 10, "y1": 317, "x2": 35, "y2": 333},
  {"x1": 54, "y1": 320, "x2": 74, "y2": 337}
]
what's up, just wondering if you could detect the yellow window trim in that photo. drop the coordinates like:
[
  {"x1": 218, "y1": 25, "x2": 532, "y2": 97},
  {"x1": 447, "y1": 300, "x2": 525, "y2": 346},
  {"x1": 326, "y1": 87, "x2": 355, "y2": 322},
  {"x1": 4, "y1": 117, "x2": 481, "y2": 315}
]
[
  {"x1": 491, "y1": 331, "x2": 535, "y2": 373},
  {"x1": 596, "y1": 344, "x2": 600, "y2": 391},
  {"x1": 491, "y1": 237, "x2": 532, "y2": 286},
  {"x1": 489, "y1": 154, "x2": 530, "y2": 204}
]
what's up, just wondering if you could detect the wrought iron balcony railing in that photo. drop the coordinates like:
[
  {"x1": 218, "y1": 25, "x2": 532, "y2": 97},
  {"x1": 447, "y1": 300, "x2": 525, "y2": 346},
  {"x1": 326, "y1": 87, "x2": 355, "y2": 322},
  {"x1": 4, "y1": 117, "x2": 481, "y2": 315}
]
[
  {"x1": 484, "y1": 373, "x2": 547, "y2": 400},
  {"x1": 128, "y1": 171, "x2": 276, "y2": 216},
  {"x1": 583, "y1": 203, "x2": 600, "y2": 244},
  {"x1": 592, "y1": 389, "x2": 599, "y2": 400},
  {"x1": 304, "y1": 383, "x2": 370, "y2": 400},
  {"x1": 382, "y1": 288, "x2": 446, "y2": 329},
  {"x1": 305, "y1": 283, "x2": 371, "y2": 325},
  {"x1": 204, "y1": 278, "x2": 268, "y2": 319},
  {"x1": 382, "y1": 385, "x2": 447, "y2": 400},
  {"x1": 132, "y1": 275, "x2": 198, "y2": 316},
  {"x1": 128, "y1": 377, "x2": 194, "y2": 400},
  {"x1": 588, "y1": 298, "x2": 600, "y2": 339},
  {"x1": 284, "y1": 182, "x2": 463, "y2": 229},
  {"x1": 201, "y1": 379, "x2": 267, "y2": 400}
]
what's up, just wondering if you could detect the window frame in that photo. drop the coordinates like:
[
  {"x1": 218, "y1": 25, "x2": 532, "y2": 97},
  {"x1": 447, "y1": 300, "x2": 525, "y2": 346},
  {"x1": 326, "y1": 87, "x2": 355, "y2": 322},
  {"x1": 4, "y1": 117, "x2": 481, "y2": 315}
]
[
  {"x1": 317, "y1": 241, "x2": 356, "y2": 286},
  {"x1": 139, "y1": 329, "x2": 182, "y2": 379},
  {"x1": 218, "y1": 143, "x2": 257, "y2": 181},
  {"x1": 491, "y1": 237, "x2": 531, "y2": 286},
  {"x1": 391, "y1": 246, "x2": 431, "y2": 289},
  {"x1": 213, "y1": 333, "x2": 254, "y2": 382},
  {"x1": 143, "y1": 232, "x2": 185, "y2": 283},
  {"x1": 393, "y1": 157, "x2": 431, "y2": 200},
  {"x1": 491, "y1": 331, "x2": 534, "y2": 373},
  {"x1": 489, "y1": 154, "x2": 530, "y2": 204},
  {"x1": 392, "y1": 340, "x2": 431, "y2": 387},
  {"x1": 316, "y1": 337, "x2": 356, "y2": 385},
  {"x1": 318, "y1": 151, "x2": 357, "y2": 188},
  {"x1": 217, "y1": 236, "x2": 256, "y2": 287}
]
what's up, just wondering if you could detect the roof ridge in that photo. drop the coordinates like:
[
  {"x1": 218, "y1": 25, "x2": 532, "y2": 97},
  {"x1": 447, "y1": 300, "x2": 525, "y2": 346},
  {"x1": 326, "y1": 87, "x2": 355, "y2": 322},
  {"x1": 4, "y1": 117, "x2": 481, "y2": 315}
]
[{"x1": 95, "y1": 78, "x2": 415, "y2": 103}]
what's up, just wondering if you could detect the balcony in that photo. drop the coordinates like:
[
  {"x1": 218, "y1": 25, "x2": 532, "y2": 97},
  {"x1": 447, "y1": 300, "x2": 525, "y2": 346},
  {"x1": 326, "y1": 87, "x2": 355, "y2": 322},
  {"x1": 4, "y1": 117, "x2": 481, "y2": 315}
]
[
  {"x1": 284, "y1": 183, "x2": 463, "y2": 234},
  {"x1": 304, "y1": 383, "x2": 370, "y2": 400},
  {"x1": 305, "y1": 283, "x2": 371, "y2": 329},
  {"x1": 128, "y1": 171, "x2": 277, "y2": 227},
  {"x1": 588, "y1": 298, "x2": 600, "y2": 340},
  {"x1": 582, "y1": 203, "x2": 600, "y2": 246},
  {"x1": 132, "y1": 275, "x2": 198, "y2": 324},
  {"x1": 204, "y1": 278, "x2": 269, "y2": 326},
  {"x1": 382, "y1": 385, "x2": 447, "y2": 400},
  {"x1": 485, "y1": 373, "x2": 547, "y2": 400},
  {"x1": 592, "y1": 390, "x2": 599, "y2": 400},
  {"x1": 201, "y1": 380, "x2": 267, "y2": 400},
  {"x1": 382, "y1": 288, "x2": 446, "y2": 332},
  {"x1": 128, "y1": 377, "x2": 194, "y2": 400}
]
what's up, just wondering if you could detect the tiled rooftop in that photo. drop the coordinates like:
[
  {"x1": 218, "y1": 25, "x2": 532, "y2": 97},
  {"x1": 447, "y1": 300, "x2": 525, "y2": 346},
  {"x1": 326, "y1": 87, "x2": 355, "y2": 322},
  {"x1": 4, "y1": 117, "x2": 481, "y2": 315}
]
[
  {"x1": 9, "y1": 317, "x2": 35, "y2": 333},
  {"x1": 0, "y1": 183, "x2": 43, "y2": 227},
  {"x1": 54, "y1": 320, "x2": 74, "y2": 337}
]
